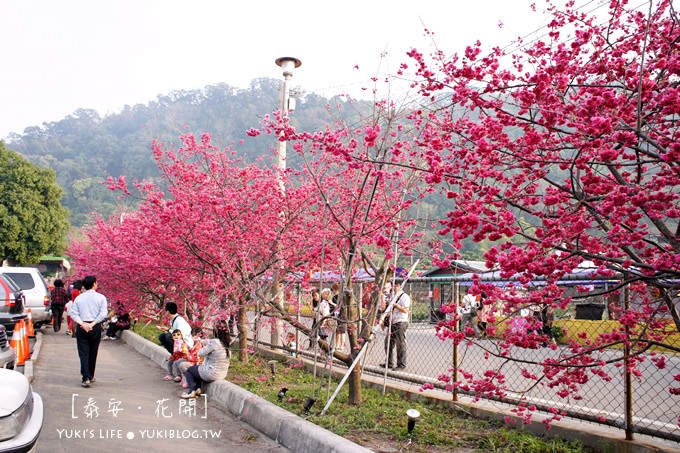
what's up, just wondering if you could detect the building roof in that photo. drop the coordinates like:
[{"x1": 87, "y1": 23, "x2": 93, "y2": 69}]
[
  {"x1": 39, "y1": 256, "x2": 71, "y2": 270},
  {"x1": 419, "y1": 260, "x2": 492, "y2": 277}
]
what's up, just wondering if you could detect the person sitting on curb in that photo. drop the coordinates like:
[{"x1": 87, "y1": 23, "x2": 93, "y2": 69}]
[
  {"x1": 105, "y1": 307, "x2": 131, "y2": 340},
  {"x1": 181, "y1": 329, "x2": 230, "y2": 398},
  {"x1": 177, "y1": 332, "x2": 204, "y2": 388},
  {"x1": 157, "y1": 302, "x2": 193, "y2": 353},
  {"x1": 164, "y1": 329, "x2": 189, "y2": 381}
]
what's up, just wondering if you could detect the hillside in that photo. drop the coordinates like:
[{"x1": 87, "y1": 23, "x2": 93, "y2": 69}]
[
  {"x1": 4, "y1": 79, "x2": 497, "y2": 261},
  {"x1": 6, "y1": 78, "x2": 363, "y2": 227}
]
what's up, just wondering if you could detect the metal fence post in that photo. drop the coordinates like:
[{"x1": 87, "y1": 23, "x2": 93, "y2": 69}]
[
  {"x1": 296, "y1": 284, "x2": 301, "y2": 357},
  {"x1": 624, "y1": 285, "x2": 634, "y2": 441},
  {"x1": 453, "y1": 281, "x2": 459, "y2": 402},
  {"x1": 254, "y1": 299, "x2": 260, "y2": 353}
]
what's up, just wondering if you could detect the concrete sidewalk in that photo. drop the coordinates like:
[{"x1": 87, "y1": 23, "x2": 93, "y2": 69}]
[
  {"x1": 27, "y1": 325, "x2": 680, "y2": 453},
  {"x1": 30, "y1": 328, "x2": 290, "y2": 452},
  {"x1": 120, "y1": 329, "x2": 372, "y2": 453}
]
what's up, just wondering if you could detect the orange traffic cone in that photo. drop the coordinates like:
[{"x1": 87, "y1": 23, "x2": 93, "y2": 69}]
[
  {"x1": 9, "y1": 322, "x2": 25, "y2": 365},
  {"x1": 26, "y1": 309, "x2": 35, "y2": 337},
  {"x1": 20, "y1": 320, "x2": 30, "y2": 362}
]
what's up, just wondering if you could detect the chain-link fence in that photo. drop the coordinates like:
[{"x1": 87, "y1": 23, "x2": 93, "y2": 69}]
[{"x1": 243, "y1": 280, "x2": 680, "y2": 445}]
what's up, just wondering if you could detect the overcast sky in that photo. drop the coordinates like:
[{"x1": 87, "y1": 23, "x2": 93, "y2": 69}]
[{"x1": 0, "y1": 0, "x2": 559, "y2": 140}]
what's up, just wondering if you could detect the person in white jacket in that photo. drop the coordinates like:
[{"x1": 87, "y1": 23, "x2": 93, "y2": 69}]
[
  {"x1": 459, "y1": 292, "x2": 481, "y2": 338},
  {"x1": 381, "y1": 282, "x2": 411, "y2": 370},
  {"x1": 157, "y1": 302, "x2": 193, "y2": 353}
]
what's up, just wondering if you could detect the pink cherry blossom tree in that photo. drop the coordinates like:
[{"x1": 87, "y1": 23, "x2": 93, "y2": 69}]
[
  {"x1": 391, "y1": 0, "x2": 680, "y2": 425},
  {"x1": 246, "y1": 105, "x2": 423, "y2": 404},
  {"x1": 69, "y1": 112, "x2": 422, "y2": 404},
  {"x1": 70, "y1": 133, "x2": 331, "y2": 360}
]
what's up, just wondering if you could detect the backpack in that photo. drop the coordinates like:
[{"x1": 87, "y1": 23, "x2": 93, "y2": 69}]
[{"x1": 471, "y1": 297, "x2": 482, "y2": 316}]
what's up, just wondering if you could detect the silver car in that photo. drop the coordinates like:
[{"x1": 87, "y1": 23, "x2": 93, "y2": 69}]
[{"x1": 0, "y1": 368, "x2": 43, "y2": 453}]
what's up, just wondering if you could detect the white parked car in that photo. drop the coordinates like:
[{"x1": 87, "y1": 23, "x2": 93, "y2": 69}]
[
  {"x1": 0, "y1": 268, "x2": 51, "y2": 327},
  {"x1": 0, "y1": 368, "x2": 43, "y2": 453}
]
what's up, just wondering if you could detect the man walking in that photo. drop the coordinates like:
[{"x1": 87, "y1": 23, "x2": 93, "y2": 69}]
[
  {"x1": 70, "y1": 275, "x2": 108, "y2": 388},
  {"x1": 381, "y1": 281, "x2": 411, "y2": 370}
]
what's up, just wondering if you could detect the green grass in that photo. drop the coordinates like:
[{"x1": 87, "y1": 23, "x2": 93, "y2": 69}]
[
  {"x1": 133, "y1": 323, "x2": 598, "y2": 453},
  {"x1": 133, "y1": 319, "x2": 161, "y2": 342},
  {"x1": 226, "y1": 355, "x2": 598, "y2": 453}
]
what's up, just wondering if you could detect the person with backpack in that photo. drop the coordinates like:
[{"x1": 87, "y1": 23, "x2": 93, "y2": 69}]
[
  {"x1": 460, "y1": 291, "x2": 481, "y2": 339},
  {"x1": 380, "y1": 281, "x2": 411, "y2": 370}
]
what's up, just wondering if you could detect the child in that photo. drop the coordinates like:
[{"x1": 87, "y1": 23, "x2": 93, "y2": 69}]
[
  {"x1": 163, "y1": 329, "x2": 189, "y2": 381},
  {"x1": 64, "y1": 299, "x2": 74, "y2": 336},
  {"x1": 177, "y1": 336, "x2": 204, "y2": 388}
]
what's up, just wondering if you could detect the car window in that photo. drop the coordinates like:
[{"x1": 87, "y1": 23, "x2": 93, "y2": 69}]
[
  {"x1": 0, "y1": 272, "x2": 35, "y2": 290},
  {"x1": 0, "y1": 275, "x2": 21, "y2": 293}
]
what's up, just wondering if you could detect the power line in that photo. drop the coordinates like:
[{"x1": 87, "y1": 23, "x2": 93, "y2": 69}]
[{"x1": 301, "y1": 0, "x2": 652, "y2": 110}]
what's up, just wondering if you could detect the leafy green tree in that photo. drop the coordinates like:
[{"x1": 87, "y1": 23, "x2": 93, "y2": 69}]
[{"x1": 0, "y1": 141, "x2": 70, "y2": 264}]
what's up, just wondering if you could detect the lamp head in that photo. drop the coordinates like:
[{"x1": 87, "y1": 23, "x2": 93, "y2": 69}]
[
  {"x1": 275, "y1": 57, "x2": 302, "y2": 77},
  {"x1": 303, "y1": 396, "x2": 316, "y2": 414},
  {"x1": 406, "y1": 409, "x2": 420, "y2": 434}
]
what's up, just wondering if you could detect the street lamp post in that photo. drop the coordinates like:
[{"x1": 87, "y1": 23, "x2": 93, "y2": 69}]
[
  {"x1": 274, "y1": 57, "x2": 301, "y2": 191},
  {"x1": 270, "y1": 57, "x2": 301, "y2": 349}
]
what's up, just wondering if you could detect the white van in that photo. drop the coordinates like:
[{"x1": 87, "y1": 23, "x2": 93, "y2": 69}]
[{"x1": 0, "y1": 267, "x2": 52, "y2": 327}]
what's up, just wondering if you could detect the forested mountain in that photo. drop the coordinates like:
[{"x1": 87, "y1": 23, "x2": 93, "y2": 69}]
[
  {"x1": 6, "y1": 78, "x2": 364, "y2": 226},
  {"x1": 5, "y1": 78, "x2": 495, "y2": 260}
]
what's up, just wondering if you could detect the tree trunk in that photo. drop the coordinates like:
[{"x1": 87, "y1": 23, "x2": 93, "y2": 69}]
[
  {"x1": 341, "y1": 277, "x2": 364, "y2": 405},
  {"x1": 347, "y1": 357, "x2": 363, "y2": 405},
  {"x1": 270, "y1": 283, "x2": 285, "y2": 349},
  {"x1": 238, "y1": 302, "x2": 249, "y2": 362}
]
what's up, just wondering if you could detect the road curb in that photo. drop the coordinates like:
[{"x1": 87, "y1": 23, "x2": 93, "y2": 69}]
[
  {"x1": 22, "y1": 331, "x2": 43, "y2": 383},
  {"x1": 30, "y1": 331, "x2": 43, "y2": 362},
  {"x1": 120, "y1": 330, "x2": 371, "y2": 453}
]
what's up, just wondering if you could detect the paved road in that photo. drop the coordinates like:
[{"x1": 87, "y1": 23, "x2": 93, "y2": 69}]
[
  {"x1": 255, "y1": 314, "x2": 680, "y2": 439},
  {"x1": 31, "y1": 328, "x2": 289, "y2": 452}
]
